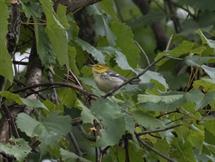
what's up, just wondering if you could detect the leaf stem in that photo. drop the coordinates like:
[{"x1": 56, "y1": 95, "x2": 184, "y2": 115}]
[{"x1": 134, "y1": 40, "x2": 150, "y2": 66}]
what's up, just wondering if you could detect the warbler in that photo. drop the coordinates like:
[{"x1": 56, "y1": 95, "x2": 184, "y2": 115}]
[{"x1": 91, "y1": 64, "x2": 138, "y2": 92}]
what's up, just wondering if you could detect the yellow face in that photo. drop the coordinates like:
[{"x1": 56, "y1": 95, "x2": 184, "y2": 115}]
[{"x1": 91, "y1": 64, "x2": 110, "y2": 73}]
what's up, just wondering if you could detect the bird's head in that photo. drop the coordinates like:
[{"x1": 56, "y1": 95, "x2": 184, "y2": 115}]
[{"x1": 91, "y1": 64, "x2": 110, "y2": 74}]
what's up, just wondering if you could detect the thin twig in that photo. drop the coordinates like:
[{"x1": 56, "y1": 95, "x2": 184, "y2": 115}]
[
  {"x1": 156, "y1": 109, "x2": 180, "y2": 118},
  {"x1": 165, "y1": 34, "x2": 174, "y2": 51},
  {"x1": 69, "y1": 132, "x2": 83, "y2": 156},
  {"x1": 135, "y1": 133, "x2": 175, "y2": 162},
  {"x1": 165, "y1": 117, "x2": 183, "y2": 125},
  {"x1": 21, "y1": 21, "x2": 46, "y2": 25},
  {"x1": 165, "y1": 55, "x2": 184, "y2": 60},
  {"x1": 67, "y1": 70, "x2": 83, "y2": 89},
  {"x1": 135, "y1": 41, "x2": 150, "y2": 66},
  {"x1": 136, "y1": 124, "x2": 181, "y2": 136},
  {"x1": 103, "y1": 56, "x2": 166, "y2": 98},
  {"x1": 124, "y1": 134, "x2": 130, "y2": 162},
  {"x1": 103, "y1": 33, "x2": 175, "y2": 98}
]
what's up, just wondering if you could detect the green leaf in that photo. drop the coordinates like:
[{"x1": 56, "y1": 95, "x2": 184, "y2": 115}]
[
  {"x1": 204, "y1": 119, "x2": 215, "y2": 137},
  {"x1": 0, "y1": 1, "x2": 13, "y2": 82},
  {"x1": 16, "y1": 113, "x2": 40, "y2": 137},
  {"x1": 68, "y1": 46, "x2": 80, "y2": 75},
  {"x1": 140, "y1": 70, "x2": 169, "y2": 90},
  {"x1": 132, "y1": 110, "x2": 164, "y2": 129},
  {"x1": 88, "y1": 5, "x2": 116, "y2": 46},
  {"x1": 21, "y1": 98, "x2": 48, "y2": 110},
  {"x1": 163, "y1": 72, "x2": 189, "y2": 90},
  {"x1": 193, "y1": 78, "x2": 215, "y2": 91},
  {"x1": 91, "y1": 99, "x2": 126, "y2": 146},
  {"x1": 185, "y1": 55, "x2": 215, "y2": 67},
  {"x1": 75, "y1": 38, "x2": 105, "y2": 64},
  {"x1": 187, "y1": 125, "x2": 204, "y2": 149},
  {"x1": 185, "y1": 89, "x2": 205, "y2": 110},
  {"x1": 201, "y1": 91, "x2": 215, "y2": 108},
  {"x1": 0, "y1": 91, "x2": 47, "y2": 109},
  {"x1": 41, "y1": 113, "x2": 71, "y2": 137},
  {"x1": 56, "y1": 4, "x2": 70, "y2": 29},
  {"x1": 198, "y1": 29, "x2": 215, "y2": 48},
  {"x1": 0, "y1": 91, "x2": 23, "y2": 104},
  {"x1": 169, "y1": 41, "x2": 195, "y2": 56},
  {"x1": 201, "y1": 65, "x2": 215, "y2": 80},
  {"x1": 115, "y1": 50, "x2": 135, "y2": 72},
  {"x1": 100, "y1": 47, "x2": 135, "y2": 72},
  {"x1": 60, "y1": 148, "x2": 91, "y2": 162},
  {"x1": 138, "y1": 93, "x2": 184, "y2": 111},
  {"x1": 172, "y1": 140, "x2": 196, "y2": 162},
  {"x1": 39, "y1": 0, "x2": 69, "y2": 66},
  {"x1": 34, "y1": 22, "x2": 56, "y2": 66},
  {"x1": 138, "y1": 94, "x2": 184, "y2": 104},
  {"x1": 156, "y1": 41, "x2": 194, "y2": 66},
  {"x1": 110, "y1": 20, "x2": 140, "y2": 67},
  {"x1": 58, "y1": 88, "x2": 77, "y2": 107},
  {"x1": 0, "y1": 138, "x2": 31, "y2": 161},
  {"x1": 20, "y1": 1, "x2": 43, "y2": 18},
  {"x1": 16, "y1": 112, "x2": 71, "y2": 154},
  {"x1": 99, "y1": 0, "x2": 118, "y2": 20},
  {"x1": 180, "y1": 0, "x2": 215, "y2": 11},
  {"x1": 77, "y1": 99, "x2": 97, "y2": 124}
]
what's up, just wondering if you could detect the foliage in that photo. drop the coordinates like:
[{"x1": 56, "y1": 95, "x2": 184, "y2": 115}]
[{"x1": 0, "y1": 0, "x2": 215, "y2": 161}]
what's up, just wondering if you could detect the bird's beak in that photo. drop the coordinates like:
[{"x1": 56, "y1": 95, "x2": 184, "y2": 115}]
[{"x1": 89, "y1": 64, "x2": 94, "y2": 67}]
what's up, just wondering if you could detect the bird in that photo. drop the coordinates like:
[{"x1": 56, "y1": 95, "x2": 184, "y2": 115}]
[{"x1": 91, "y1": 64, "x2": 139, "y2": 92}]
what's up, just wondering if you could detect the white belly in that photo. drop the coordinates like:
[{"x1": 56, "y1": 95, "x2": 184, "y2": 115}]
[{"x1": 94, "y1": 74, "x2": 124, "y2": 92}]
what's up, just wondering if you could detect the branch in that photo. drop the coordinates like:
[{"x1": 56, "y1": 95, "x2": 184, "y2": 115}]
[
  {"x1": 136, "y1": 124, "x2": 181, "y2": 136},
  {"x1": 103, "y1": 56, "x2": 166, "y2": 98},
  {"x1": 13, "y1": 82, "x2": 97, "y2": 98},
  {"x1": 135, "y1": 133, "x2": 175, "y2": 162},
  {"x1": 13, "y1": 60, "x2": 28, "y2": 65},
  {"x1": 14, "y1": 79, "x2": 46, "y2": 100}
]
